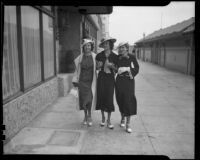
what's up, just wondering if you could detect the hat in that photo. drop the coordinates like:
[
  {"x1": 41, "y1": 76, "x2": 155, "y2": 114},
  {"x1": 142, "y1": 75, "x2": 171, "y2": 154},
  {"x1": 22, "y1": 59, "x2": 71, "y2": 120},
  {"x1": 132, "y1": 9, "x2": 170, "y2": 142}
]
[
  {"x1": 82, "y1": 39, "x2": 94, "y2": 47},
  {"x1": 117, "y1": 42, "x2": 129, "y2": 49},
  {"x1": 99, "y1": 37, "x2": 116, "y2": 48}
]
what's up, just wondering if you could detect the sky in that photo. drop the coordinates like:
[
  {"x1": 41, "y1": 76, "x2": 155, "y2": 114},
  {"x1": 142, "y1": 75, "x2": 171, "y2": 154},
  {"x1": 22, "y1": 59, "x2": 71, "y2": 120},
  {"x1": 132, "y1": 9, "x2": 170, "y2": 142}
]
[{"x1": 109, "y1": 1, "x2": 195, "y2": 46}]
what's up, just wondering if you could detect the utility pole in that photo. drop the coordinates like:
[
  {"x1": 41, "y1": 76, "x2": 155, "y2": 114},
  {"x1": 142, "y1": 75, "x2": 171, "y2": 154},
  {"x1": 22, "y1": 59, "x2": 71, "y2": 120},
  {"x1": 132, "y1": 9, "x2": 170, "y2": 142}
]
[{"x1": 161, "y1": 12, "x2": 163, "y2": 29}]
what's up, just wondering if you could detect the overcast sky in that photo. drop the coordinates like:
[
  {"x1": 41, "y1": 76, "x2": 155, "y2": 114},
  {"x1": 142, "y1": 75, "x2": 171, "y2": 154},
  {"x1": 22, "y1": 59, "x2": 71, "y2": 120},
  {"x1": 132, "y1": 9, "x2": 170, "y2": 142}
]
[{"x1": 109, "y1": 1, "x2": 195, "y2": 46}]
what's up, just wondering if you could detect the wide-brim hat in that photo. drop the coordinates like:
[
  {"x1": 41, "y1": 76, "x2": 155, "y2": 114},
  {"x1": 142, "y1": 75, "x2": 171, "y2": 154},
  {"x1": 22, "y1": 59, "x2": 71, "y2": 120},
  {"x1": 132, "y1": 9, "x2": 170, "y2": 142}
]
[
  {"x1": 82, "y1": 39, "x2": 94, "y2": 47},
  {"x1": 117, "y1": 42, "x2": 129, "y2": 49},
  {"x1": 99, "y1": 37, "x2": 116, "y2": 48}
]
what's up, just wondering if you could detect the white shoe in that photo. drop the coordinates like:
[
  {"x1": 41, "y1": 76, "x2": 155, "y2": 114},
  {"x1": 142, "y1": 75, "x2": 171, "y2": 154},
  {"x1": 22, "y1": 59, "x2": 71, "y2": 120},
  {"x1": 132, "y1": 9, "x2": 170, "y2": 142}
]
[
  {"x1": 88, "y1": 122, "x2": 92, "y2": 126},
  {"x1": 100, "y1": 122, "x2": 105, "y2": 127},
  {"x1": 87, "y1": 117, "x2": 92, "y2": 127},
  {"x1": 120, "y1": 123, "x2": 125, "y2": 127},
  {"x1": 107, "y1": 122, "x2": 114, "y2": 129},
  {"x1": 120, "y1": 119, "x2": 125, "y2": 127},
  {"x1": 126, "y1": 126, "x2": 132, "y2": 133}
]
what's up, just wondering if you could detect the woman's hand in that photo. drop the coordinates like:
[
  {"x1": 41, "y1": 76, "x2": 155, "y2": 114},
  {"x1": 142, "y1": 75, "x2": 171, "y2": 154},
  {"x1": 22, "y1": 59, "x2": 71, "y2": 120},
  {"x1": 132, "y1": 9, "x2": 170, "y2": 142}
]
[
  {"x1": 96, "y1": 61, "x2": 103, "y2": 69},
  {"x1": 73, "y1": 82, "x2": 79, "y2": 88}
]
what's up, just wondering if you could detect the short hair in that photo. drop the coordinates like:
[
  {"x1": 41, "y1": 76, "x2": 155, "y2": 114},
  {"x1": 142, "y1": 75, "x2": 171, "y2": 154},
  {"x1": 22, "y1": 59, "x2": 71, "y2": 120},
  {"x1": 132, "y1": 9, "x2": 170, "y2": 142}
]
[{"x1": 82, "y1": 42, "x2": 94, "y2": 52}]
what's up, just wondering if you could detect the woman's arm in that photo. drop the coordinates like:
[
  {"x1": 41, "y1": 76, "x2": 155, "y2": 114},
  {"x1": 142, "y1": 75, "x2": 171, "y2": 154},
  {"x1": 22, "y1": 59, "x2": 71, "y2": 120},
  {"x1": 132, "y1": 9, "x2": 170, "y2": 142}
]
[{"x1": 130, "y1": 55, "x2": 139, "y2": 77}]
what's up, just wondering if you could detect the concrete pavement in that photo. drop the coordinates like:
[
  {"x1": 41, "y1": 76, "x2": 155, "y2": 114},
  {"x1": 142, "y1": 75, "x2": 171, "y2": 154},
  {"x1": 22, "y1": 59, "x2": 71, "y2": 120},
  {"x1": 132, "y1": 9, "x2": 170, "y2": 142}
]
[{"x1": 3, "y1": 60, "x2": 194, "y2": 158}]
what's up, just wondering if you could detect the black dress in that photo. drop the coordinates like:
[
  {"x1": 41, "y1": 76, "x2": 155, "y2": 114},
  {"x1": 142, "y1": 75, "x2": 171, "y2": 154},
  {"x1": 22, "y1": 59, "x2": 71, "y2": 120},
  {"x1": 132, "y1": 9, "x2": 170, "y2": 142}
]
[
  {"x1": 79, "y1": 54, "x2": 94, "y2": 110},
  {"x1": 115, "y1": 54, "x2": 139, "y2": 116},
  {"x1": 96, "y1": 51, "x2": 118, "y2": 112}
]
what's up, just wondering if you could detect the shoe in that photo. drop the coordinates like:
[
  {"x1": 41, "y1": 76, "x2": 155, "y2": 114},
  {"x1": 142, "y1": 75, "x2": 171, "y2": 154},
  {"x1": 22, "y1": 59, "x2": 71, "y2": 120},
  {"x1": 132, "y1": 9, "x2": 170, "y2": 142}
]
[
  {"x1": 83, "y1": 117, "x2": 87, "y2": 125},
  {"x1": 107, "y1": 121, "x2": 114, "y2": 129},
  {"x1": 100, "y1": 117, "x2": 106, "y2": 127},
  {"x1": 126, "y1": 125, "x2": 132, "y2": 133},
  {"x1": 120, "y1": 119, "x2": 125, "y2": 127}
]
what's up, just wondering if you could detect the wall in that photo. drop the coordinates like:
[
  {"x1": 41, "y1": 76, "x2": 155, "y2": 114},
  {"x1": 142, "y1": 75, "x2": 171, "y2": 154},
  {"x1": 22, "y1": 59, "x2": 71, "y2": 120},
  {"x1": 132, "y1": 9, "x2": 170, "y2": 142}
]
[
  {"x1": 58, "y1": 12, "x2": 82, "y2": 73},
  {"x1": 3, "y1": 77, "x2": 58, "y2": 142},
  {"x1": 144, "y1": 48, "x2": 151, "y2": 62}
]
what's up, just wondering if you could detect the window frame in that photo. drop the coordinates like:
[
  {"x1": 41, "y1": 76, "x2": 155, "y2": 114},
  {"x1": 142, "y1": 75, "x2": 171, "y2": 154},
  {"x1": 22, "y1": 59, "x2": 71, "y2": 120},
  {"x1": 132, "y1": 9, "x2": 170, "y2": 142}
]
[{"x1": 3, "y1": 5, "x2": 56, "y2": 104}]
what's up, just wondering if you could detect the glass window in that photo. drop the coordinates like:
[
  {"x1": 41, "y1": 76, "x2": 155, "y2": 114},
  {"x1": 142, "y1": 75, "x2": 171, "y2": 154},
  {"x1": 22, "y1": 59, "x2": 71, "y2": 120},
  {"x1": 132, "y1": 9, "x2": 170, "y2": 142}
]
[
  {"x1": 43, "y1": 13, "x2": 54, "y2": 79},
  {"x1": 2, "y1": 6, "x2": 20, "y2": 100},
  {"x1": 21, "y1": 6, "x2": 41, "y2": 88}
]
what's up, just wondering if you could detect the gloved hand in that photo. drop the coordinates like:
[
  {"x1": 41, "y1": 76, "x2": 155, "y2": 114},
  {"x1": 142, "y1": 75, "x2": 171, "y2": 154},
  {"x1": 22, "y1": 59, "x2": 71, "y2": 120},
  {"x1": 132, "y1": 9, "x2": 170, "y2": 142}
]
[
  {"x1": 118, "y1": 67, "x2": 130, "y2": 74},
  {"x1": 73, "y1": 82, "x2": 79, "y2": 88}
]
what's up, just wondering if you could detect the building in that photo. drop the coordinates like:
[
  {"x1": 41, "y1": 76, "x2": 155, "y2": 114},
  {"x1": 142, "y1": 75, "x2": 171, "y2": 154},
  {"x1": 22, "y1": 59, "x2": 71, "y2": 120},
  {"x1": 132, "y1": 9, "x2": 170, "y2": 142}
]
[
  {"x1": 135, "y1": 17, "x2": 195, "y2": 76},
  {"x1": 2, "y1": 5, "x2": 112, "y2": 143}
]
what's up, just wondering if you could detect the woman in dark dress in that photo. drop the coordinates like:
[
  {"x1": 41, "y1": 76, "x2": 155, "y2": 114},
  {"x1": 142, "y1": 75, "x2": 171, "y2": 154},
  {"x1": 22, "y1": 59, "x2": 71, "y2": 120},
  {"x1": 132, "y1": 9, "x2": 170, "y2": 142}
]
[
  {"x1": 96, "y1": 37, "x2": 118, "y2": 129},
  {"x1": 72, "y1": 39, "x2": 97, "y2": 127},
  {"x1": 115, "y1": 42, "x2": 139, "y2": 133}
]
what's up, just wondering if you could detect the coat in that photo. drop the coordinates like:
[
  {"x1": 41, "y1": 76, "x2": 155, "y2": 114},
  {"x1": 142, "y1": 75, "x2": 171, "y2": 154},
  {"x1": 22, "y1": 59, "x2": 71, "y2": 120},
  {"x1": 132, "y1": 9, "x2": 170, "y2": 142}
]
[{"x1": 72, "y1": 51, "x2": 97, "y2": 111}]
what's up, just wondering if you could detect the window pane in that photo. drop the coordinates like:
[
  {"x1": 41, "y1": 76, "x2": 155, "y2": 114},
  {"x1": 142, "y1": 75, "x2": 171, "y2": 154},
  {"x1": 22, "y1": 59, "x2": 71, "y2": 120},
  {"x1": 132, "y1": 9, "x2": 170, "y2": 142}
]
[
  {"x1": 21, "y1": 6, "x2": 41, "y2": 88},
  {"x1": 43, "y1": 13, "x2": 54, "y2": 79},
  {"x1": 2, "y1": 6, "x2": 20, "y2": 100}
]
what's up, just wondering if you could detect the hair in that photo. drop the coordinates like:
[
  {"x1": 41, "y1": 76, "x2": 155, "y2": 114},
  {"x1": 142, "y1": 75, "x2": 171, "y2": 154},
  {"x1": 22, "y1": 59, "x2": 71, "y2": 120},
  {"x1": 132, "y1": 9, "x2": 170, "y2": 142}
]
[
  {"x1": 82, "y1": 42, "x2": 94, "y2": 53},
  {"x1": 108, "y1": 41, "x2": 114, "y2": 50}
]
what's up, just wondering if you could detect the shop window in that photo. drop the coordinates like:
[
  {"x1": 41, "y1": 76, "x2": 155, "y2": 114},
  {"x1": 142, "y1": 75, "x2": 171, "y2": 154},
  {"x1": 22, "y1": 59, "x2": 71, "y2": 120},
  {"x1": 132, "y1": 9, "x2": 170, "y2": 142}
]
[
  {"x1": 2, "y1": 6, "x2": 20, "y2": 100},
  {"x1": 21, "y1": 6, "x2": 41, "y2": 88},
  {"x1": 43, "y1": 13, "x2": 55, "y2": 79}
]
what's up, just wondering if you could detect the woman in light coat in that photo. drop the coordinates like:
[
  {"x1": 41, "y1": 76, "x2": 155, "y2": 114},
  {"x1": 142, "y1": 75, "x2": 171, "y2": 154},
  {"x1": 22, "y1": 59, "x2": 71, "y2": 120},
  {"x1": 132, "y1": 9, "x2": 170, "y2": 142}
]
[{"x1": 72, "y1": 38, "x2": 97, "y2": 126}]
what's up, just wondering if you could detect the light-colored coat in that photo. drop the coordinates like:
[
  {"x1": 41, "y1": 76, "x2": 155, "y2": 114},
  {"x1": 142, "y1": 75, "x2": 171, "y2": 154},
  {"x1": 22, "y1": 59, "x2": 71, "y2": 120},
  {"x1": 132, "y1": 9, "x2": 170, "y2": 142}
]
[{"x1": 72, "y1": 51, "x2": 97, "y2": 111}]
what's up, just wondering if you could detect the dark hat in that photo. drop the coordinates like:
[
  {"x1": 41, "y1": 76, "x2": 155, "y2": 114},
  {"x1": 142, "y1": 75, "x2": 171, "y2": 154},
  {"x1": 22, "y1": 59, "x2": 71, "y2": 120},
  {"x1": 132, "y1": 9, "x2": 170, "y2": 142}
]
[{"x1": 99, "y1": 37, "x2": 116, "y2": 48}]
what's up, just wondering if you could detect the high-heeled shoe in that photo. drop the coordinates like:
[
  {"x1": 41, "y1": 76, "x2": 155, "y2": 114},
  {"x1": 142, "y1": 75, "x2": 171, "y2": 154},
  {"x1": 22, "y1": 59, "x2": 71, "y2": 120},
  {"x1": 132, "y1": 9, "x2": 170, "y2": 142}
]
[
  {"x1": 87, "y1": 117, "x2": 92, "y2": 126},
  {"x1": 126, "y1": 124, "x2": 132, "y2": 133},
  {"x1": 120, "y1": 119, "x2": 125, "y2": 127},
  {"x1": 83, "y1": 118, "x2": 87, "y2": 125},
  {"x1": 107, "y1": 121, "x2": 114, "y2": 129},
  {"x1": 100, "y1": 117, "x2": 106, "y2": 127}
]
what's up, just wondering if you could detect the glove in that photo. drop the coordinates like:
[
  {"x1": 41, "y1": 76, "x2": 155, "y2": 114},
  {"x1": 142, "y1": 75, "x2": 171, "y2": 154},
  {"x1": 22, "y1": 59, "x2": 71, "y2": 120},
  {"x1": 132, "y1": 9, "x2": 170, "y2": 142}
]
[{"x1": 73, "y1": 82, "x2": 79, "y2": 88}]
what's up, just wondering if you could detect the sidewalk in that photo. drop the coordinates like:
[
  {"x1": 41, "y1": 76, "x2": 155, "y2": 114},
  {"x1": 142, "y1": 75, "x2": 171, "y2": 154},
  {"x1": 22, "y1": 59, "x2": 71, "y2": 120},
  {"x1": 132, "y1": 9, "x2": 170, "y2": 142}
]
[{"x1": 3, "y1": 60, "x2": 194, "y2": 158}]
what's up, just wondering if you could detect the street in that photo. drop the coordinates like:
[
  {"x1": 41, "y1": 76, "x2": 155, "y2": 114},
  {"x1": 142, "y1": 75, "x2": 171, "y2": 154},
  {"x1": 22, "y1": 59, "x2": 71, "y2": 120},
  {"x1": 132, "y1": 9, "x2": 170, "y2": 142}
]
[{"x1": 4, "y1": 60, "x2": 194, "y2": 159}]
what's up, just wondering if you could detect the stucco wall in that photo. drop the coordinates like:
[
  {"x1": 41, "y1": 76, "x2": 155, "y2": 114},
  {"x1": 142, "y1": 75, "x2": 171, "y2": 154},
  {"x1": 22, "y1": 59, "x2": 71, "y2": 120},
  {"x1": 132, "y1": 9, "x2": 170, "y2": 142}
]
[{"x1": 3, "y1": 77, "x2": 58, "y2": 142}]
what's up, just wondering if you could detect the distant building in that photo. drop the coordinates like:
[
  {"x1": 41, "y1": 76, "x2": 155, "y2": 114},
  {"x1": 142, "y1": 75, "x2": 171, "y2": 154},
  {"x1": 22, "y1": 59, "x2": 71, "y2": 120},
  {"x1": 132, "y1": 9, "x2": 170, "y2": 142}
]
[{"x1": 135, "y1": 17, "x2": 195, "y2": 76}]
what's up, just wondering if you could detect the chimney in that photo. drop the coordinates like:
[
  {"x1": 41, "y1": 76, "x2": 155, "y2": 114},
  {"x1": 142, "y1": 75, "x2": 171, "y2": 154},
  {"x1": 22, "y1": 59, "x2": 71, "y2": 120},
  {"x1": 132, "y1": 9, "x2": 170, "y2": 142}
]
[{"x1": 143, "y1": 33, "x2": 145, "y2": 39}]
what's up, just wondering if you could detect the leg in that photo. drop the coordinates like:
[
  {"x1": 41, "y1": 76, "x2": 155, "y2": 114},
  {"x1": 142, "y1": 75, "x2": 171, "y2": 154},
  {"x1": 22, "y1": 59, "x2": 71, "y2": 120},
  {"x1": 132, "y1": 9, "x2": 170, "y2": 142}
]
[
  {"x1": 83, "y1": 109, "x2": 87, "y2": 125},
  {"x1": 107, "y1": 112, "x2": 114, "y2": 129},
  {"x1": 87, "y1": 106, "x2": 92, "y2": 126},
  {"x1": 126, "y1": 116, "x2": 132, "y2": 133},
  {"x1": 100, "y1": 110, "x2": 106, "y2": 126},
  {"x1": 120, "y1": 113, "x2": 125, "y2": 127}
]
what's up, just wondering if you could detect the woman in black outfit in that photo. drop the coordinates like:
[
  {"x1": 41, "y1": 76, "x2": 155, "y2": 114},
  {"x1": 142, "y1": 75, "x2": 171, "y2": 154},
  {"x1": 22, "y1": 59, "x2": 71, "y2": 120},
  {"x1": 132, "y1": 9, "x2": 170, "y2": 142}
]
[
  {"x1": 115, "y1": 42, "x2": 139, "y2": 133},
  {"x1": 96, "y1": 37, "x2": 118, "y2": 129}
]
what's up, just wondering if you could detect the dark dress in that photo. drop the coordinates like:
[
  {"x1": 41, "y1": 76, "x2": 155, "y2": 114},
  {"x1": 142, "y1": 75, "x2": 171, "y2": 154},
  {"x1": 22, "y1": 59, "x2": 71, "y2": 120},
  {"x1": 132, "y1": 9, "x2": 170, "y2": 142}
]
[
  {"x1": 79, "y1": 54, "x2": 94, "y2": 110},
  {"x1": 96, "y1": 51, "x2": 118, "y2": 112},
  {"x1": 115, "y1": 54, "x2": 139, "y2": 116}
]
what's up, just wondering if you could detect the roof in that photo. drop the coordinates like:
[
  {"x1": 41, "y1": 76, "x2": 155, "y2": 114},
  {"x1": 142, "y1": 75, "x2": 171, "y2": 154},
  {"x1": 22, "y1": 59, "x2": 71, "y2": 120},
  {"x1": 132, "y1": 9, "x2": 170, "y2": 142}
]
[{"x1": 135, "y1": 17, "x2": 194, "y2": 44}]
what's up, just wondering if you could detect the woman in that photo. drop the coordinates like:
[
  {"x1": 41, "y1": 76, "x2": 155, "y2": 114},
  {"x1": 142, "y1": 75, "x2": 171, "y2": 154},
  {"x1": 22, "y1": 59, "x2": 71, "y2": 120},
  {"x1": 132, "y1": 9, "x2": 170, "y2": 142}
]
[
  {"x1": 115, "y1": 42, "x2": 139, "y2": 133},
  {"x1": 72, "y1": 38, "x2": 97, "y2": 127},
  {"x1": 96, "y1": 37, "x2": 118, "y2": 129}
]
